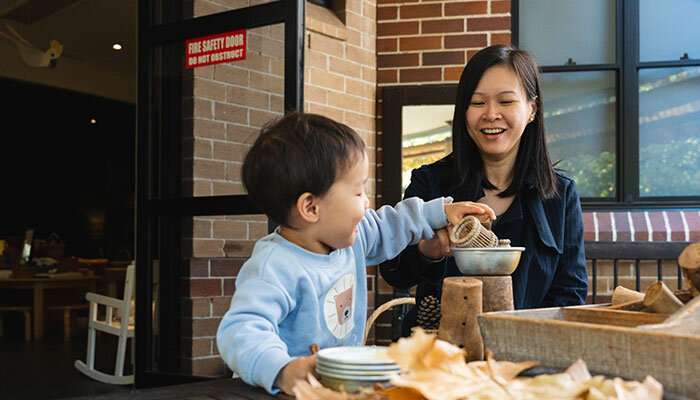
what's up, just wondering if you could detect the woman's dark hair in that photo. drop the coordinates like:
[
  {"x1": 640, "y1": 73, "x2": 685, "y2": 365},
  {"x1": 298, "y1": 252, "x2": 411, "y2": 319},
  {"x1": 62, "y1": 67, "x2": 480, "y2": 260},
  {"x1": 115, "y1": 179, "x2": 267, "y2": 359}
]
[
  {"x1": 451, "y1": 44, "x2": 558, "y2": 200},
  {"x1": 242, "y1": 112, "x2": 366, "y2": 226}
]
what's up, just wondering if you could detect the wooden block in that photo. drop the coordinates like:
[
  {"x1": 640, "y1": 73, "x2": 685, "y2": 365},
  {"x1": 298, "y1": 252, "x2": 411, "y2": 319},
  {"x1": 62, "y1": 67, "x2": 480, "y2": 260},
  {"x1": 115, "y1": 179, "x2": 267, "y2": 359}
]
[
  {"x1": 469, "y1": 275, "x2": 513, "y2": 312},
  {"x1": 438, "y1": 277, "x2": 483, "y2": 361}
]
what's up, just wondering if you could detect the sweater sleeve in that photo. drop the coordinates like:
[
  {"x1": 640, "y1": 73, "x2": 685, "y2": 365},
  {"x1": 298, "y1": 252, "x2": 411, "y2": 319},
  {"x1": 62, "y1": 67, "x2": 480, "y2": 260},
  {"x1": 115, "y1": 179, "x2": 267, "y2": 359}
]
[
  {"x1": 358, "y1": 196, "x2": 448, "y2": 267},
  {"x1": 379, "y1": 168, "x2": 448, "y2": 289},
  {"x1": 543, "y1": 180, "x2": 589, "y2": 306},
  {"x1": 216, "y1": 276, "x2": 294, "y2": 394}
]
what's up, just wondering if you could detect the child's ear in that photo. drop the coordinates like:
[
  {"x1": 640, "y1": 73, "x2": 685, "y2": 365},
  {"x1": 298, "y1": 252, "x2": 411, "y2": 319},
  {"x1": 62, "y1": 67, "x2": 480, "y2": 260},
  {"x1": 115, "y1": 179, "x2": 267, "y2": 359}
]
[{"x1": 296, "y1": 192, "x2": 320, "y2": 223}]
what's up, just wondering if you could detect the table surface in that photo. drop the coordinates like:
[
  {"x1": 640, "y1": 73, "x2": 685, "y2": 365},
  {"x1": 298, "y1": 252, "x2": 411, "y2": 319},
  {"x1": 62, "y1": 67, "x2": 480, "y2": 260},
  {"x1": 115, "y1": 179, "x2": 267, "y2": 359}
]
[{"x1": 67, "y1": 379, "x2": 282, "y2": 400}]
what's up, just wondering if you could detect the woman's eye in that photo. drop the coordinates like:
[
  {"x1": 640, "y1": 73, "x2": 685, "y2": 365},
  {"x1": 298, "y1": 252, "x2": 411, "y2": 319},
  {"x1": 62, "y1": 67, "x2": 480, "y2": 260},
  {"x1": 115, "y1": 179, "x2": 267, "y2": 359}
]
[
  {"x1": 470, "y1": 101, "x2": 485, "y2": 106},
  {"x1": 500, "y1": 100, "x2": 515, "y2": 105}
]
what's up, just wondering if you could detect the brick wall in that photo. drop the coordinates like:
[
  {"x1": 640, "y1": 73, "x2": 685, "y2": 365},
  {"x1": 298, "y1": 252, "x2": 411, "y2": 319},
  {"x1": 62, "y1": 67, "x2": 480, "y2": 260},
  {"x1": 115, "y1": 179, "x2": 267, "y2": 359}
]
[
  {"x1": 179, "y1": 0, "x2": 378, "y2": 376},
  {"x1": 180, "y1": 0, "x2": 283, "y2": 376},
  {"x1": 373, "y1": 0, "x2": 512, "y2": 345}
]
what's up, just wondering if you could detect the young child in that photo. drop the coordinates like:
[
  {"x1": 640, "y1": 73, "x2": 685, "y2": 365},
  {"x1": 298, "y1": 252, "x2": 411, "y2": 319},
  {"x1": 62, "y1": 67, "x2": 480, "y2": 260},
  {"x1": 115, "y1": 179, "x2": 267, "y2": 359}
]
[{"x1": 216, "y1": 112, "x2": 495, "y2": 395}]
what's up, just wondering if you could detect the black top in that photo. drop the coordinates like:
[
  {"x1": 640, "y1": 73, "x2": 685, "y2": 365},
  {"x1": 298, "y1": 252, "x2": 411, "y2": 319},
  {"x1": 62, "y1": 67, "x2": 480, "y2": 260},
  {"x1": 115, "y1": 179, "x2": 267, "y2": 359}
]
[{"x1": 380, "y1": 155, "x2": 588, "y2": 335}]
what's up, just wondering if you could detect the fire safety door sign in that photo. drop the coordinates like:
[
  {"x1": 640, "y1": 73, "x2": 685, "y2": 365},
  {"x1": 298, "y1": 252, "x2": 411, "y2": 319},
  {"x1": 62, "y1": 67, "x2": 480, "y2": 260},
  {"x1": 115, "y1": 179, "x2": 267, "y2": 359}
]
[{"x1": 185, "y1": 29, "x2": 246, "y2": 69}]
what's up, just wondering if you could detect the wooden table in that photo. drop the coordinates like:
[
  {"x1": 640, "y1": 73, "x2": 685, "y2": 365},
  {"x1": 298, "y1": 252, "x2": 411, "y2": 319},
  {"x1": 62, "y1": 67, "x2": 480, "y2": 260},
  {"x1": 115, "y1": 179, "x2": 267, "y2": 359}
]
[
  {"x1": 0, "y1": 274, "x2": 97, "y2": 339},
  {"x1": 68, "y1": 379, "x2": 279, "y2": 400}
]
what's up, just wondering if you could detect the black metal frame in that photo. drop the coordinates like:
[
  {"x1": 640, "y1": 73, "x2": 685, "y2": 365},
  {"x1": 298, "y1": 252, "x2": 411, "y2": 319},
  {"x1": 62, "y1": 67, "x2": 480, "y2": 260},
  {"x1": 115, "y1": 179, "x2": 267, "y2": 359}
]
[
  {"x1": 136, "y1": 0, "x2": 304, "y2": 387},
  {"x1": 513, "y1": 0, "x2": 700, "y2": 209},
  {"x1": 586, "y1": 241, "x2": 689, "y2": 303}
]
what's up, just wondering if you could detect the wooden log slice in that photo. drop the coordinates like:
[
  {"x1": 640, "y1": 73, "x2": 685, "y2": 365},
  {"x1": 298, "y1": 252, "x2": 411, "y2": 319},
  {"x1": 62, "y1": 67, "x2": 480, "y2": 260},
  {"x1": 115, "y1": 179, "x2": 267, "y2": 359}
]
[
  {"x1": 643, "y1": 281, "x2": 684, "y2": 314},
  {"x1": 611, "y1": 286, "x2": 645, "y2": 306},
  {"x1": 469, "y1": 275, "x2": 514, "y2": 312},
  {"x1": 438, "y1": 277, "x2": 483, "y2": 361},
  {"x1": 678, "y1": 243, "x2": 700, "y2": 295}
]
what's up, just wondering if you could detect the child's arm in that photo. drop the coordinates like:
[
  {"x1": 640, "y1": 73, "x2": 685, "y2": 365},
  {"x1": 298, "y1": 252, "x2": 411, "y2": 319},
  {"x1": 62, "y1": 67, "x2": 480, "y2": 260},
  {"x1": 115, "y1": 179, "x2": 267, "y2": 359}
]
[
  {"x1": 216, "y1": 276, "x2": 294, "y2": 394},
  {"x1": 359, "y1": 197, "x2": 495, "y2": 266}
]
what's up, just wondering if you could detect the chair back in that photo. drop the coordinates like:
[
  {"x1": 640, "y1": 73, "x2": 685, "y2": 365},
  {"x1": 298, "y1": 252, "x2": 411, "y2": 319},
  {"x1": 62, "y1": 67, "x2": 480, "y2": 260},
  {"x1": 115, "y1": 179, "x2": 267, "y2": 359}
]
[{"x1": 118, "y1": 263, "x2": 135, "y2": 327}]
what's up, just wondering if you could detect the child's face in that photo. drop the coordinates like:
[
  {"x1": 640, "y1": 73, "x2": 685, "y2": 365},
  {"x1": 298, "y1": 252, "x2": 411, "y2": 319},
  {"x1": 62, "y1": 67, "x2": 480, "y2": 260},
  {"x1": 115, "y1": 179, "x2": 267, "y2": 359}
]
[
  {"x1": 465, "y1": 64, "x2": 536, "y2": 163},
  {"x1": 315, "y1": 152, "x2": 370, "y2": 251}
]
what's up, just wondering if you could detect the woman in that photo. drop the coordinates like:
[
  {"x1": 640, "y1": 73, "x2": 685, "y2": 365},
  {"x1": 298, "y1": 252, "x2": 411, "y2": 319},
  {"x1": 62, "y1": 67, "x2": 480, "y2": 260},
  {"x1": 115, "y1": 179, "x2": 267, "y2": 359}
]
[{"x1": 380, "y1": 45, "x2": 588, "y2": 335}]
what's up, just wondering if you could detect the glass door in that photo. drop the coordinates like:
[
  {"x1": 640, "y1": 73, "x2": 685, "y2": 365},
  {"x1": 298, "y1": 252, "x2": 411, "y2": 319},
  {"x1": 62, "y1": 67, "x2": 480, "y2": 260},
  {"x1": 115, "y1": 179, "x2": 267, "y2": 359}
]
[{"x1": 136, "y1": 0, "x2": 304, "y2": 387}]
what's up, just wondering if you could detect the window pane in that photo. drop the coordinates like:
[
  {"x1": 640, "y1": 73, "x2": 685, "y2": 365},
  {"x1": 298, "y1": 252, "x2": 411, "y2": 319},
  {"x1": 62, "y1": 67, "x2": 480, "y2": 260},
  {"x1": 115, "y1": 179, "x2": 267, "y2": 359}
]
[
  {"x1": 639, "y1": 67, "x2": 700, "y2": 197},
  {"x1": 401, "y1": 105, "x2": 454, "y2": 193},
  {"x1": 541, "y1": 71, "x2": 617, "y2": 198},
  {"x1": 640, "y1": 0, "x2": 700, "y2": 62},
  {"x1": 519, "y1": 0, "x2": 615, "y2": 66}
]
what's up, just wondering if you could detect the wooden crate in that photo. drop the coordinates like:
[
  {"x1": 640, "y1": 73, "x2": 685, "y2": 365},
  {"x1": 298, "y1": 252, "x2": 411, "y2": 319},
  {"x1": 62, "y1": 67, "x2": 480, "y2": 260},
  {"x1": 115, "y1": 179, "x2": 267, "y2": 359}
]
[{"x1": 478, "y1": 304, "x2": 700, "y2": 398}]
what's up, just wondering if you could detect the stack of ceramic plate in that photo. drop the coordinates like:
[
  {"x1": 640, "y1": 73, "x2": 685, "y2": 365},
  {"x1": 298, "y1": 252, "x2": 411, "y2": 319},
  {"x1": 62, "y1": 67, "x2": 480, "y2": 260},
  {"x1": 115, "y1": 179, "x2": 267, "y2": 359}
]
[{"x1": 316, "y1": 346, "x2": 400, "y2": 392}]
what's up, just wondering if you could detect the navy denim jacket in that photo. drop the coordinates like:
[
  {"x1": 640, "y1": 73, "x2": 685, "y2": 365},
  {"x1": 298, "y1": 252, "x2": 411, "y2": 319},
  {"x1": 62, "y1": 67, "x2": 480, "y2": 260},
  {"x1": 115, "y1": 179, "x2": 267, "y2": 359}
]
[{"x1": 381, "y1": 156, "x2": 588, "y2": 325}]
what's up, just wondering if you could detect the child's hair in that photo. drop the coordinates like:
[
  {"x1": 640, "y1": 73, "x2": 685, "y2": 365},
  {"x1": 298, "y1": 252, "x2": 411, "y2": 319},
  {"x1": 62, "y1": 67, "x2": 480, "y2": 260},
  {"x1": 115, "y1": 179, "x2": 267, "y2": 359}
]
[{"x1": 242, "y1": 112, "x2": 366, "y2": 226}]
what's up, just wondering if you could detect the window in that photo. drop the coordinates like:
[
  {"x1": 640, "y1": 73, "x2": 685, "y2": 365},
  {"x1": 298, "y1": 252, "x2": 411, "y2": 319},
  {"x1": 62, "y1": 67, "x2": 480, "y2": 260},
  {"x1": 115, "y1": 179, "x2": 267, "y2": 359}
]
[{"x1": 515, "y1": 0, "x2": 700, "y2": 206}]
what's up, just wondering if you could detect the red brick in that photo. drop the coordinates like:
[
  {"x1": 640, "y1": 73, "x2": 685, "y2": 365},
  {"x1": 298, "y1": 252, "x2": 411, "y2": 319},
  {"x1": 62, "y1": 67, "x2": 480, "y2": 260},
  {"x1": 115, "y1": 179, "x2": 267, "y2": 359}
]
[
  {"x1": 377, "y1": 6, "x2": 398, "y2": 20},
  {"x1": 467, "y1": 16, "x2": 511, "y2": 31},
  {"x1": 185, "y1": 258, "x2": 210, "y2": 277},
  {"x1": 378, "y1": 69, "x2": 398, "y2": 83},
  {"x1": 377, "y1": 38, "x2": 397, "y2": 52},
  {"x1": 188, "y1": 278, "x2": 222, "y2": 297},
  {"x1": 597, "y1": 212, "x2": 613, "y2": 241},
  {"x1": 400, "y1": 4, "x2": 442, "y2": 19},
  {"x1": 583, "y1": 212, "x2": 595, "y2": 241},
  {"x1": 192, "y1": 318, "x2": 221, "y2": 337},
  {"x1": 423, "y1": 51, "x2": 465, "y2": 66},
  {"x1": 630, "y1": 212, "x2": 649, "y2": 241},
  {"x1": 223, "y1": 278, "x2": 236, "y2": 296},
  {"x1": 190, "y1": 357, "x2": 228, "y2": 377},
  {"x1": 399, "y1": 36, "x2": 442, "y2": 51},
  {"x1": 492, "y1": 0, "x2": 511, "y2": 14},
  {"x1": 666, "y1": 211, "x2": 686, "y2": 241},
  {"x1": 378, "y1": 21, "x2": 419, "y2": 36},
  {"x1": 183, "y1": 298, "x2": 211, "y2": 318},
  {"x1": 422, "y1": 19, "x2": 464, "y2": 34},
  {"x1": 378, "y1": 53, "x2": 419, "y2": 68},
  {"x1": 444, "y1": 33, "x2": 487, "y2": 49},
  {"x1": 445, "y1": 1, "x2": 487, "y2": 16},
  {"x1": 211, "y1": 258, "x2": 245, "y2": 277},
  {"x1": 685, "y1": 211, "x2": 700, "y2": 242},
  {"x1": 491, "y1": 33, "x2": 511, "y2": 46},
  {"x1": 444, "y1": 66, "x2": 464, "y2": 81},
  {"x1": 399, "y1": 68, "x2": 442, "y2": 82},
  {"x1": 212, "y1": 296, "x2": 232, "y2": 317},
  {"x1": 613, "y1": 212, "x2": 631, "y2": 242},
  {"x1": 648, "y1": 212, "x2": 666, "y2": 241}
]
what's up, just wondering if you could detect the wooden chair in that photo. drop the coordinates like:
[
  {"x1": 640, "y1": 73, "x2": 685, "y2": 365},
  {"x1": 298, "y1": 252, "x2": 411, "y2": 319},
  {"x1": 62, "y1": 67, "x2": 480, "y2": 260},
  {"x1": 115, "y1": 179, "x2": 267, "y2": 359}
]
[
  {"x1": 0, "y1": 305, "x2": 32, "y2": 341},
  {"x1": 74, "y1": 263, "x2": 134, "y2": 385}
]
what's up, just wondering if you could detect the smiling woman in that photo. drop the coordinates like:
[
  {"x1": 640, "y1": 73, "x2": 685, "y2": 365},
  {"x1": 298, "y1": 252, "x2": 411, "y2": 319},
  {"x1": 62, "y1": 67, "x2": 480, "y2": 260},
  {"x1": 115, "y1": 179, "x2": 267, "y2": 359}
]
[{"x1": 380, "y1": 45, "x2": 589, "y2": 337}]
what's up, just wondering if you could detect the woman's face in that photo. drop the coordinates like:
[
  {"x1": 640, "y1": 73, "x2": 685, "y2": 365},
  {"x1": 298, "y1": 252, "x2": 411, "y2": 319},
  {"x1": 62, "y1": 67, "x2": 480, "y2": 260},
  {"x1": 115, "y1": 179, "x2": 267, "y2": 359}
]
[{"x1": 465, "y1": 64, "x2": 536, "y2": 162}]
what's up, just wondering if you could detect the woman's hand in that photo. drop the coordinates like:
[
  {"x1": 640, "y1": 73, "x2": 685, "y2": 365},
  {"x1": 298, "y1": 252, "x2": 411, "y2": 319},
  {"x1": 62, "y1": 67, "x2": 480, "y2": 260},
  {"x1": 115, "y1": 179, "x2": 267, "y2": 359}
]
[
  {"x1": 418, "y1": 228, "x2": 451, "y2": 260},
  {"x1": 275, "y1": 355, "x2": 316, "y2": 395}
]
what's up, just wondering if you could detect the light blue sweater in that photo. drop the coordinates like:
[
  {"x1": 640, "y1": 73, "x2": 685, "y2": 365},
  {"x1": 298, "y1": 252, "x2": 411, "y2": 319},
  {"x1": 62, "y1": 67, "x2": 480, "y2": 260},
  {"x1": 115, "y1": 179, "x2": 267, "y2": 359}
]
[{"x1": 216, "y1": 196, "x2": 449, "y2": 394}]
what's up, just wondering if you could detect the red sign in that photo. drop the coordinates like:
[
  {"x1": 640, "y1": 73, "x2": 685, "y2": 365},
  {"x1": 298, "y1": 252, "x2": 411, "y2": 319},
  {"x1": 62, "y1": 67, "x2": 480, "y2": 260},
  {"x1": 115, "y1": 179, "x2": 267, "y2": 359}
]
[{"x1": 185, "y1": 29, "x2": 246, "y2": 69}]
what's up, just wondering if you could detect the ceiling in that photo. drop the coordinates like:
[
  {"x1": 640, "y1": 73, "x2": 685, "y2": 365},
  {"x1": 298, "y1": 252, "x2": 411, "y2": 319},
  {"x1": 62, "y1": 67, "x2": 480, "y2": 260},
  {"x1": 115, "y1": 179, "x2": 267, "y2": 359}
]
[{"x1": 0, "y1": 0, "x2": 137, "y2": 101}]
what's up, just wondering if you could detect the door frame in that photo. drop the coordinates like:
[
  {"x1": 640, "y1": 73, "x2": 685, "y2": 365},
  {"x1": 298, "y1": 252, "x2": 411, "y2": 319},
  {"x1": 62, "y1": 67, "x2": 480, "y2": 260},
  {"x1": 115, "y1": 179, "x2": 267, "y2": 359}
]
[{"x1": 136, "y1": 0, "x2": 304, "y2": 387}]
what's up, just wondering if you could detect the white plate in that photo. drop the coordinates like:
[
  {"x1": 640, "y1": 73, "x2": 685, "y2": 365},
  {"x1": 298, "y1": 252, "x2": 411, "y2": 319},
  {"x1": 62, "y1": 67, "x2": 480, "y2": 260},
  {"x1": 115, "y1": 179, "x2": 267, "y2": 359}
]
[
  {"x1": 317, "y1": 359, "x2": 399, "y2": 372},
  {"x1": 316, "y1": 369, "x2": 394, "y2": 382},
  {"x1": 316, "y1": 365, "x2": 398, "y2": 377},
  {"x1": 316, "y1": 346, "x2": 396, "y2": 366}
]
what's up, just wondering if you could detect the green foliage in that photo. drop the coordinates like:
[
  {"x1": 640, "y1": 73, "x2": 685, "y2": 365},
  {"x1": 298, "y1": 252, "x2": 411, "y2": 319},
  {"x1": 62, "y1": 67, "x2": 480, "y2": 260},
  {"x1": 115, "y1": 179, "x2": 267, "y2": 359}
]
[
  {"x1": 557, "y1": 137, "x2": 700, "y2": 198},
  {"x1": 557, "y1": 152, "x2": 615, "y2": 198}
]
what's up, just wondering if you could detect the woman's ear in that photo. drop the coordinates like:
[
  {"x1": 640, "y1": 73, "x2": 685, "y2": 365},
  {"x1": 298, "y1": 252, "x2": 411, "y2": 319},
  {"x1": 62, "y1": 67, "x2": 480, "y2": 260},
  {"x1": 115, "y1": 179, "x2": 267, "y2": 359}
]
[
  {"x1": 528, "y1": 99, "x2": 538, "y2": 122},
  {"x1": 296, "y1": 192, "x2": 321, "y2": 223}
]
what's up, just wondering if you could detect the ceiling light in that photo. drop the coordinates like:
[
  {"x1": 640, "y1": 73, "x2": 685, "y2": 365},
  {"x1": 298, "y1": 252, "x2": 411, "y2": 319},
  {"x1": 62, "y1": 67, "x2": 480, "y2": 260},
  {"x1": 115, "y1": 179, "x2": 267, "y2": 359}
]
[
  {"x1": 90, "y1": 118, "x2": 97, "y2": 124},
  {"x1": 112, "y1": 43, "x2": 123, "y2": 51}
]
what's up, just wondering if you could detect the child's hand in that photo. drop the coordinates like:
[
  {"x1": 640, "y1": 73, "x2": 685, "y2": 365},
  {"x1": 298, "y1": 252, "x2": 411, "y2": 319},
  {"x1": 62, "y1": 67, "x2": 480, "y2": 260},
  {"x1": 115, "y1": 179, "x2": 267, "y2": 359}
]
[
  {"x1": 275, "y1": 355, "x2": 317, "y2": 395},
  {"x1": 444, "y1": 201, "x2": 496, "y2": 226}
]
